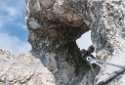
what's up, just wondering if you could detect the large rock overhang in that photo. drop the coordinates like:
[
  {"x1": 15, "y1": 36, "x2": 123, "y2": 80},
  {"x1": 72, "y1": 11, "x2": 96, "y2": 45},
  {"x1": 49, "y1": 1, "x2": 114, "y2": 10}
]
[{"x1": 26, "y1": 0, "x2": 89, "y2": 51}]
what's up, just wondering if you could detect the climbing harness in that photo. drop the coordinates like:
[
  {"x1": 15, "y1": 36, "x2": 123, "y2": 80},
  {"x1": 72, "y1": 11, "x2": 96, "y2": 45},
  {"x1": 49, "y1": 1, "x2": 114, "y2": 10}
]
[{"x1": 84, "y1": 55, "x2": 125, "y2": 75}]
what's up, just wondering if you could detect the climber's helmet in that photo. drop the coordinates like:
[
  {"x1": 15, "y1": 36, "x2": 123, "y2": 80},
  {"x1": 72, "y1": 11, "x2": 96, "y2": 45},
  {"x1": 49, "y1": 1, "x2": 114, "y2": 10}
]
[
  {"x1": 87, "y1": 45, "x2": 95, "y2": 53},
  {"x1": 80, "y1": 49, "x2": 86, "y2": 54}
]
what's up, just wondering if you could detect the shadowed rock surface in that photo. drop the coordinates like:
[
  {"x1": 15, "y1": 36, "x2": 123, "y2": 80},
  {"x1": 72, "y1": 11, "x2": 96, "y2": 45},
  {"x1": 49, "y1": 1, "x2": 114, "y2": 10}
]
[{"x1": 0, "y1": 0, "x2": 125, "y2": 85}]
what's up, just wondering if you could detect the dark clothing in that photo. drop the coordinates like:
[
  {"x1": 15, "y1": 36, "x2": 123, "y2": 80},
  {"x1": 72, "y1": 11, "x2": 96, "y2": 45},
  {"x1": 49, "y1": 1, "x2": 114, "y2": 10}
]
[{"x1": 82, "y1": 50, "x2": 95, "y2": 62}]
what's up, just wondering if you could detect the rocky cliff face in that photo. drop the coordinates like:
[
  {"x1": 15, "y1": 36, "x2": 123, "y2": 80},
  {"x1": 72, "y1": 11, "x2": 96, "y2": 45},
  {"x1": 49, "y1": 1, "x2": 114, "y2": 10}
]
[
  {"x1": 0, "y1": 0, "x2": 125, "y2": 85},
  {"x1": 0, "y1": 49, "x2": 15, "y2": 69},
  {"x1": 89, "y1": 1, "x2": 125, "y2": 84}
]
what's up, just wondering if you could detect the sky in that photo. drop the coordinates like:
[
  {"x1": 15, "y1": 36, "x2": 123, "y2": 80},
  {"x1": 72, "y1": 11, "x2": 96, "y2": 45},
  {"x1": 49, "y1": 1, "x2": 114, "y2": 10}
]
[
  {"x1": 0, "y1": 0, "x2": 92, "y2": 55},
  {"x1": 0, "y1": 0, "x2": 31, "y2": 54},
  {"x1": 76, "y1": 31, "x2": 92, "y2": 50}
]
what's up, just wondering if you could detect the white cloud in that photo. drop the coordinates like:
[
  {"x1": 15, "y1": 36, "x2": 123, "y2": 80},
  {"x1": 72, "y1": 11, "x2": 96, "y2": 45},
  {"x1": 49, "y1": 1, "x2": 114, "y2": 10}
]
[
  {"x1": 17, "y1": 42, "x2": 31, "y2": 54},
  {"x1": 6, "y1": 7, "x2": 18, "y2": 16},
  {"x1": 0, "y1": 0, "x2": 31, "y2": 55},
  {"x1": 0, "y1": 3, "x2": 18, "y2": 17},
  {"x1": 0, "y1": 0, "x2": 25, "y2": 29},
  {"x1": 0, "y1": 33, "x2": 31, "y2": 55}
]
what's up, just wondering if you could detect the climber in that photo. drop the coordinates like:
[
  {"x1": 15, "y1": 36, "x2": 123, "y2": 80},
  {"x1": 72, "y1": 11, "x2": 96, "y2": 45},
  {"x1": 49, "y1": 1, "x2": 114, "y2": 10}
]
[
  {"x1": 81, "y1": 45, "x2": 125, "y2": 70},
  {"x1": 80, "y1": 45, "x2": 97, "y2": 75},
  {"x1": 80, "y1": 45, "x2": 95, "y2": 62}
]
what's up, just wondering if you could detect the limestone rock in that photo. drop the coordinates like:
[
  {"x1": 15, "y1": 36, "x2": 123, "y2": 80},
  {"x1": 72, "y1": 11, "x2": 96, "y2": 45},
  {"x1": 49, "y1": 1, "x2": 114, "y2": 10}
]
[
  {"x1": 0, "y1": 53, "x2": 55, "y2": 85},
  {"x1": 0, "y1": 49, "x2": 15, "y2": 70},
  {"x1": 0, "y1": 0, "x2": 125, "y2": 85},
  {"x1": 88, "y1": 0, "x2": 125, "y2": 84}
]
